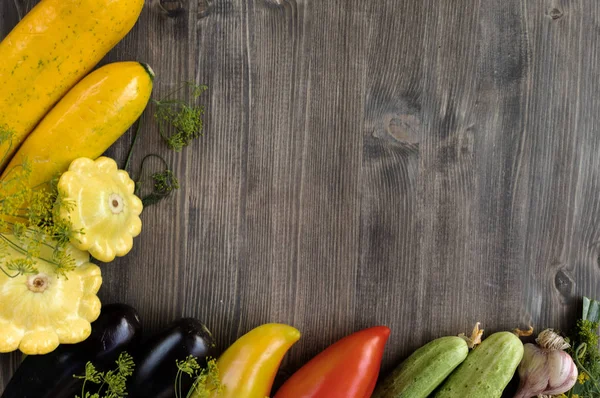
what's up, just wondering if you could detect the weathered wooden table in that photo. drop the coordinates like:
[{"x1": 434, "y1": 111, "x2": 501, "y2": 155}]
[{"x1": 2, "y1": 0, "x2": 600, "y2": 392}]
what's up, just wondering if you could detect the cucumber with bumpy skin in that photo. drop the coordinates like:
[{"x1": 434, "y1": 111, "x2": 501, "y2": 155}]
[
  {"x1": 373, "y1": 336, "x2": 468, "y2": 398},
  {"x1": 433, "y1": 332, "x2": 524, "y2": 398}
]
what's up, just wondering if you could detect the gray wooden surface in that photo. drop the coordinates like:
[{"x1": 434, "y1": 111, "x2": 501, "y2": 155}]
[{"x1": 2, "y1": 0, "x2": 600, "y2": 392}]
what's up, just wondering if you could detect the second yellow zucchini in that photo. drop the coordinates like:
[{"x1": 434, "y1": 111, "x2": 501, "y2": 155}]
[{"x1": 0, "y1": 61, "x2": 154, "y2": 190}]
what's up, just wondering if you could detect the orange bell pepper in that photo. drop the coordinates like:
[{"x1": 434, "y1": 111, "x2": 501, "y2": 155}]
[
  {"x1": 206, "y1": 323, "x2": 300, "y2": 398},
  {"x1": 274, "y1": 326, "x2": 391, "y2": 398}
]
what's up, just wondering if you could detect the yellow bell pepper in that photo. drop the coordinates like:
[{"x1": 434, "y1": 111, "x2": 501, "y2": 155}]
[
  {"x1": 58, "y1": 157, "x2": 143, "y2": 262},
  {"x1": 0, "y1": 235, "x2": 102, "y2": 355},
  {"x1": 199, "y1": 323, "x2": 300, "y2": 398}
]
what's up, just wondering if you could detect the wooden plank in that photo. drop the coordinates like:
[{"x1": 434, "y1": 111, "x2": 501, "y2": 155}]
[
  {"x1": 518, "y1": 0, "x2": 600, "y2": 328},
  {"x1": 177, "y1": 0, "x2": 255, "y2": 351},
  {"x1": 358, "y1": 0, "x2": 427, "y2": 366},
  {"x1": 276, "y1": 0, "x2": 369, "y2": 373},
  {"x1": 416, "y1": 0, "x2": 530, "y2": 340}
]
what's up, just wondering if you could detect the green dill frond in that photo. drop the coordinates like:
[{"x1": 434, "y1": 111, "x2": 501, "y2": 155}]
[
  {"x1": 135, "y1": 155, "x2": 180, "y2": 208},
  {"x1": 98, "y1": 352, "x2": 135, "y2": 398},
  {"x1": 51, "y1": 218, "x2": 78, "y2": 247},
  {"x1": 0, "y1": 125, "x2": 14, "y2": 166},
  {"x1": 152, "y1": 169, "x2": 180, "y2": 196},
  {"x1": 154, "y1": 104, "x2": 204, "y2": 151},
  {"x1": 11, "y1": 222, "x2": 27, "y2": 238},
  {"x1": 566, "y1": 297, "x2": 600, "y2": 397},
  {"x1": 74, "y1": 362, "x2": 103, "y2": 383},
  {"x1": 18, "y1": 157, "x2": 32, "y2": 176},
  {"x1": 186, "y1": 358, "x2": 222, "y2": 398},
  {"x1": 187, "y1": 82, "x2": 208, "y2": 99},
  {"x1": 0, "y1": 156, "x2": 79, "y2": 278},
  {"x1": 5, "y1": 258, "x2": 38, "y2": 275},
  {"x1": 74, "y1": 352, "x2": 135, "y2": 398},
  {"x1": 0, "y1": 125, "x2": 14, "y2": 144},
  {"x1": 102, "y1": 370, "x2": 128, "y2": 398},
  {"x1": 176, "y1": 355, "x2": 201, "y2": 377},
  {"x1": 52, "y1": 249, "x2": 77, "y2": 278},
  {"x1": 115, "y1": 352, "x2": 135, "y2": 377},
  {"x1": 153, "y1": 83, "x2": 207, "y2": 152}
]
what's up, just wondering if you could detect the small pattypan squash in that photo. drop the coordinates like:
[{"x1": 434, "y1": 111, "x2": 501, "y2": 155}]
[
  {"x1": 0, "y1": 235, "x2": 102, "y2": 355},
  {"x1": 58, "y1": 157, "x2": 143, "y2": 262}
]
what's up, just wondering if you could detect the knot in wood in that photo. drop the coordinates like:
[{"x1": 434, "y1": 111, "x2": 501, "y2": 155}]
[
  {"x1": 547, "y1": 7, "x2": 563, "y2": 20},
  {"x1": 198, "y1": 0, "x2": 211, "y2": 18},
  {"x1": 159, "y1": 0, "x2": 185, "y2": 17},
  {"x1": 554, "y1": 268, "x2": 574, "y2": 303}
]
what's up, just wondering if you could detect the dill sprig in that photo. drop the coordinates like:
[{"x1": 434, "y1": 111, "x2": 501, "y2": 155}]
[
  {"x1": 73, "y1": 353, "x2": 220, "y2": 398},
  {"x1": 176, "y1": 356, "x2": 221, "y2": 398},
  {"x1": 153, "y1": 82, "x2": 207, "y2": 152},
  {"x1": 121, "y1": 82, "x2": 207, "y2": 209},
  {"x1": 565, "y1": 297, "x2": 600, "y2": 398},
  {"x1": 74, "y1": 352, "x2": 135, "y2": 398},
  {"x1": 134, "y1": 154, "x2": 180, "y2": 207},
  {"x1": 0, "y1": 130, "x2": 79, "y2": 279},
  {"x1": 123, "y1": 122, "x2": 180, "y2": 208}
]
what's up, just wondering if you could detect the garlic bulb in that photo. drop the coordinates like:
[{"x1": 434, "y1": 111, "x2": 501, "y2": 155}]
[{"x1": 514, "y1": 329, "x2": 578, "y2": 398}]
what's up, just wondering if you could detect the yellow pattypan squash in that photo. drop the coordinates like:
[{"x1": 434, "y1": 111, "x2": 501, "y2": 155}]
[
  {"x1": 58, "y1": 157, "x2": 143, "y2": 262},
  {"x1": 0, "y1": 235, "x2": 102, "y2": 355}
]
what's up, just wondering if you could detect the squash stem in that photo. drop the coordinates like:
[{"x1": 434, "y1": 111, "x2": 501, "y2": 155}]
[{"x1": 124, "y1": 117, "x2": 144, "y2": 172}]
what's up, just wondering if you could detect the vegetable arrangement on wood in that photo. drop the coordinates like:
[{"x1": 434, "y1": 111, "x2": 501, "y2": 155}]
[{"x1": 2, "y1": 1, "x2": 600, "y2": 398}]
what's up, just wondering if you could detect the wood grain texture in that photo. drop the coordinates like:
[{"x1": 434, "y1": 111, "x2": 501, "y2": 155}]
[{"x1": 2, "y1": 0, "x2": 600, "y2": 392}]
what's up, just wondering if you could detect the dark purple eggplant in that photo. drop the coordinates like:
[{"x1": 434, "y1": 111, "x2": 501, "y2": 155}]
[
  {"x1": 2, "y1": 303, "x2": 142, "y2": 398},
  {"x1": 127, "y1": 318, "x2": 216, "y2": 398}
]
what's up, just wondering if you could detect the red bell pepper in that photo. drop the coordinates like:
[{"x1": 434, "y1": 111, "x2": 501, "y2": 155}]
[{"x1": 274, "y1": 326, "x2": 391, "y2": 398}]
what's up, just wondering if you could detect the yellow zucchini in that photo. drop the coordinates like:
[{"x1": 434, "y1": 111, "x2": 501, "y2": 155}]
[
  {"x1": 0, "y1": 0, "x2": 145, "y2": 171},
  {"x1": 0, "y1": 62, "x2": 154, "y2": 190}
]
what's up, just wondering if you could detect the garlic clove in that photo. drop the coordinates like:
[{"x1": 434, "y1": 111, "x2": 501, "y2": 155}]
[
  {"x1": 543, "y1": 350, "x2": 578, "y2": 395},
  {"x1": 516, "y1": 344, "x2": 551, "y2": 397}
]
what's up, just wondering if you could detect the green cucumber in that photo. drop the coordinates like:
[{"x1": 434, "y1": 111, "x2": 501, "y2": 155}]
[
  {"x1": 433, "y1": 332, "x2": 524, "y2": 398},
  {"x1": 373, "y1": 336, "x2": 469, "y2": 398}
]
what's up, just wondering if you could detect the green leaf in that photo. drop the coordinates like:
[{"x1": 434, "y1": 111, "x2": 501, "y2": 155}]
[{"x1": 583, "y1": 297, "x2": 600, "y2": 323}]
